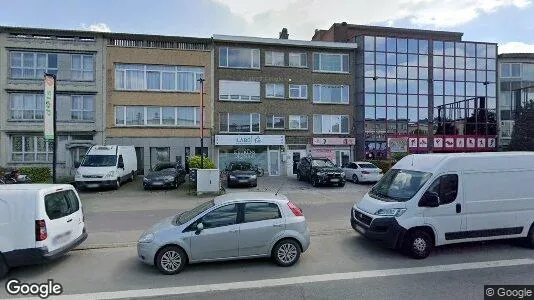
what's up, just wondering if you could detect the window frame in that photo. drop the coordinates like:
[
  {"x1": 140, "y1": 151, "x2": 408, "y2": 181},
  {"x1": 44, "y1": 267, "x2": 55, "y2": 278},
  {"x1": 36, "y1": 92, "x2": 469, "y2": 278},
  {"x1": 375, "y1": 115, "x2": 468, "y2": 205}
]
[
  {"x1": 199, "y1": 204, "x2": 239, "y2": 229},
  {"x1": 115, "y1": 106, "x2": 200, "y2": 127},
  {"x1": 10, "y1": 51, "x2": 58, "y2": 79},
  {"x1": 265, "y1": 83, "x2": 285, "y2": 99},
  {"x1": 219, "y1": 112, "x2": 261, "y2": 133},
  {"x1": 219, "y1": 80, "x2": 261, "y2": 102},
  {"x1": 265, "y1": 51, "x2": 285, "y2": 67},
  {"x1": 9, "y1": 93, "x2": 44, "y2": 120},
  {"x1": 313, "y1": 52, "x2": 349, "y2": 73},
  {"x1": 219, "y1": 47, "x2": 260, "y2": 69},
  {"x1": 71, "y1": 54, "x2": 94, "y2": 81},
  {"x1": 266, "y1": 114, "x2": 285, "y2": 130},
  {"x1": 312, "y1": 84, "x2": 350, "y2": 104},
  {"x1": 115, "y1": 64, "x2": 204, "y2": 92},
  {"x1": 288, "y1": 84, "x2": 308, "y2": 99},
  {"x1": 312, "y1": 114, "x2": 350, "y2": 134},
  {"x1": 288, "y1": 115, "x2": 308, "y2": 130},
  {"x1": 289, "y1": 52, "x2": 308, "y2": 68},
  {"x1": 10, "y1": 135, "x2": 54, "y2": 163},
  {"x1": 242, "y1": 202, "x2": 282, "y2": 223},
  {"x1": 425, "y1": 174, "x2": 459, "y2": 205},
  {"x1": 71, "y1": 95, "x2": 94, "y2": 121}
]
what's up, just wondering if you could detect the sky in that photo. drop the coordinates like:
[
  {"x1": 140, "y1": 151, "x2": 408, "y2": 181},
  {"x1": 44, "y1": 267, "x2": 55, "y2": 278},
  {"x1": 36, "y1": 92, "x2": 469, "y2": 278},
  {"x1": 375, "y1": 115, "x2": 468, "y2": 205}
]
[{"x1": 1, "y1": 0, "x2": 534, "y2": 53}]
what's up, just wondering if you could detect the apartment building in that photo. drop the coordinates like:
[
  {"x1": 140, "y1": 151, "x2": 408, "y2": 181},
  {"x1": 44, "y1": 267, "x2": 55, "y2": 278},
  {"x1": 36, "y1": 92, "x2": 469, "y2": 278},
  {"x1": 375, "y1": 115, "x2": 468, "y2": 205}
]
[
  {"x1": 213, "y1": 31, "x2": 358, "y2": 176},
  {"x1": 313, "y1": 23, "x2": 498, "y2": 159},
  {"x1": 0, "y1": 26, "x2": 105, "y2": 177},
  {"x1": 104, "y1": 33, "x2": 212, "y2": 174}
]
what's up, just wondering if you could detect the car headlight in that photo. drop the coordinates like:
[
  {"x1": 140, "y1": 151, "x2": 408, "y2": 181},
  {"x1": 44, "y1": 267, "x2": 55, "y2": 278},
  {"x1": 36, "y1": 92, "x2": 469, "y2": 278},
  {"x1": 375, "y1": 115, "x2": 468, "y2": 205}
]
[
  {"x1": 317, "y1": 172, "x2": 326, "y2": 177},
  {"x1": 340, "y1": 172, "x2": 345, "y2": 178},
  {"x1": 75, "y1": 170, "x2": 81, "y2": 177},
  {"x1": 229, "y1": 175, "x2": 236, "y2": 179},
  {"x1": 375, "y1": 208, "x2": 406, "y2": 217},
  {"x1": 138, "y1": 233, "x2": 154, "y2": 243},
  {"x1": 251, "y1": 174, "x2": 257, "y2": 179},
  {"x1": 143, "y1": 177, "x2": 150, "y2": 182},
  {"x1": 163, "y1": 175, "x2": 174, "y2": 182},
  {"x1": 105, "y1": 171, "x2": 115, "y2": 178}
]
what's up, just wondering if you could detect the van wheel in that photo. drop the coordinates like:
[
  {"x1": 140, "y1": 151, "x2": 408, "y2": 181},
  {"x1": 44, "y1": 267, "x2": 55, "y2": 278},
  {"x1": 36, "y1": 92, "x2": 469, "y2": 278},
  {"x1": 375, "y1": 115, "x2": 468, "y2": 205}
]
[
  {"x1": 404, "y1": 230, "x2": 432, "y2": 259},
  {"x1": 526, "y1": 224, "x2": 534, "y2": 248},
  {"x1": 156, "y1": 246, "x2": 187, "y2": 275},
  {"x1": 0, "y1": 256, "x2": 8, "y2": 279},
  {"x1": 273, "y1": 239, "x2": 301, "y2": 267},
  {"x1": 114, "y1": 178, "x2": 121, "y2": 190}
]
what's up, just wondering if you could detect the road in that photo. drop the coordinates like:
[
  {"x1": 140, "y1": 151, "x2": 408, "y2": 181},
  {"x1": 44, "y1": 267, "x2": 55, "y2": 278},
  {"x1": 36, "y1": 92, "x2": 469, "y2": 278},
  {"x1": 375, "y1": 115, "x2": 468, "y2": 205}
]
[{"x1": 1, "y1": 177, "x2": 533, "y2": 299}]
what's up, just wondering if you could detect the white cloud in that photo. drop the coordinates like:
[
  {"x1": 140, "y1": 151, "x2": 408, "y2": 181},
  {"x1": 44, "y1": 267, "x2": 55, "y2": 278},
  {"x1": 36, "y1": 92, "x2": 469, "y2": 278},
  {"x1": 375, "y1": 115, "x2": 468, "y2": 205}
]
[
  {"x1": 213, "y1": 0, "x2": 532, "y2": 39},
  {"x1": 499, "y1": 41, "x2": 534, "y2": 53},
  {"x1": 81, "y1": 23, "x2": 111, "y2": 32}
]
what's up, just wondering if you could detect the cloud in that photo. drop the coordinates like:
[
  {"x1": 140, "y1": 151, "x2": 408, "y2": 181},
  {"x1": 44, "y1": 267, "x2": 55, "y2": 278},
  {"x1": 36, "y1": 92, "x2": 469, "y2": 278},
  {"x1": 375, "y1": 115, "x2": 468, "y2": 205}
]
[
  {"x1": 212, "y1": 0, "x2": 532, "y2": 39},
  {"x1": 499, "y1": 41, "x2": 534, "y2": 53},
  {"x1": 81, "y1": 23, "x2": 111, "y2": 32}
]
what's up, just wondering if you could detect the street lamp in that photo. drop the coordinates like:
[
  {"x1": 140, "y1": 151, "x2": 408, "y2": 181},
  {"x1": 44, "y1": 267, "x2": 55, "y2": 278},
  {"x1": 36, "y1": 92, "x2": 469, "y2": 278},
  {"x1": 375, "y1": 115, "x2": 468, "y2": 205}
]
[{"x1": 198, "y1": 77, "x2": 205, "y2": 169}]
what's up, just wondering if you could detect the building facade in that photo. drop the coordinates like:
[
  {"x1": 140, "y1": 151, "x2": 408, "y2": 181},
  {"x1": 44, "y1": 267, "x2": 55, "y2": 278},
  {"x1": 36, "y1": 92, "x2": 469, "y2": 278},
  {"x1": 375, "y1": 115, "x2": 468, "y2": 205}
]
[
  {"x1": 497, "y1": 53, "x2": 534, "y2": 149},
  {"x1": 213, "y1": 34, "x2": 357, "y2": 176},
  {"x1": 104, "y1": 34, "x2": 212, "y2": 174},
  {"x1": 313, "y1": 23, "x2": 498, "y2": 159},
  {"x1": 0, "y1": 27, "x2": 105, "y2": 177}
]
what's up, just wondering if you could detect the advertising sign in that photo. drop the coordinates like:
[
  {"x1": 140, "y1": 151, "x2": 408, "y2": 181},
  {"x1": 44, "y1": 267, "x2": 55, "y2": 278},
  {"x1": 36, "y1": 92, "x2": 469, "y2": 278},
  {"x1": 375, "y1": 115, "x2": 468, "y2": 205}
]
[
  {"x1": 387, "y1": 137, "x2": 408, "y2": 153},
  {"x1": 215, "y1": 135, "x2": 285, "y2": 146},
  {"x1": 44, "y1": 74, "x2": 55, "y2": 141},
  {"x1": 312, "y1": 137, "x2": 356, "y2": 146}
]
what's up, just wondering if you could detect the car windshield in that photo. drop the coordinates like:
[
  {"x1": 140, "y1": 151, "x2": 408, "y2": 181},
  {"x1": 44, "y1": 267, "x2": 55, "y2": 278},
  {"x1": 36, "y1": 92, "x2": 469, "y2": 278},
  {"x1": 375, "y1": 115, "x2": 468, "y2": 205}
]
[
  {"x1": 358, "y1": 163, "x2": 378, "y2": 169},
  {"x1": 81, "y1": 155, "x2": 117, "y2": 167},
  {"x1": 228, "y1": 162, "x2": 253, "y2": 171},
  {"x1": 312, "y1": 159, "x2": 335, "y2": 168},
  {"x1": 153, "y1": 164, "x2": 175, "y2": 172},
  {"x1": 370, "y1": 169, "x2": 432, "y2": 202},
  {"x1": 176, "y1": 200, "x2": 215, "y2": 225}
]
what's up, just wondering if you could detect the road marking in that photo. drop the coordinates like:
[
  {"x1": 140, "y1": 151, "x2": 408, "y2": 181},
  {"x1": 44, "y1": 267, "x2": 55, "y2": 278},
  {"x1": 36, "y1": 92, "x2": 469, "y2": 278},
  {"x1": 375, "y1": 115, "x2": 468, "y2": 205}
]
[{"x1": 6, "y1": 258, "x2": 534, "y2": 300}]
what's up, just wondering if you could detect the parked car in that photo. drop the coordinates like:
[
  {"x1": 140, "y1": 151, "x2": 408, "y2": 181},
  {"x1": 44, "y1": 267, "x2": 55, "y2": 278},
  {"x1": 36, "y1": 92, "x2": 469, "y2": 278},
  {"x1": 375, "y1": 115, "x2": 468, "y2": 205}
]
[
  {"x1": 351, "y1": 152, "x2": 534, "y2": 259},
  {"x1": 296, "y1": 157, "x2": 345, "y2": 187},
  {"x1": 75, "y1": 145, "x2": 137, "y2": 190},
  {"x1": 342, "y1": 161, "x2": 383, "y2": 183},
  {"x1": 143, "y1": 163, "x2": 186, "y2": 190},
  {"x1": 0, "y1": 184, "x2": 87, "y2": 278},
  {"x1": 225, "y1": 161, "x2": 258, "y2": 187},
  {"x1": 137, "y1": 192, "x2": 310, "y2": 274}
]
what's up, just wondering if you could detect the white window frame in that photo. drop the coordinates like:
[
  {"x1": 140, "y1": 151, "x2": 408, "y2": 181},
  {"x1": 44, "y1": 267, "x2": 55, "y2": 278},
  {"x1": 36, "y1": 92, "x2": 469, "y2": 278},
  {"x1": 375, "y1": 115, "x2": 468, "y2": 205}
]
[
  {"x1": 265, "y1": 83, "x2": 285, "y2": 99},
  {"x1": 289, "y1": 84, "x2": 308, "y2": 99},
  {"x1": 71, "y1": 95, "x2": 94, "y2": 121},
  {"x1": 266, "y1": 115, "x2": 285, "y2": 129},
  {"x1": 71, "y1": 54, "x2": 94, "y2": 81},
  {"x1": 313, "y1": 52, "x2": 349, "y2": 73},
  {"x1": 289, "y1": 52, "x2": 307, "y2": 68},
  {"x1": 219, "y1": 80, "x2": 261, "y2": 102},
  {"x1": 9, "y1": 93, "x2": 44, "y2": 120},
  {"x1": 115, "y1": 106, "x2": 201, "y2": 127},
  {"x1": 219, "y1": 47, "x2": 260, "y2": 69},
  {"x1": 313, "y1": 84, "x2": 350, "y2": 104},
  {"x1": 10, "y1": 135, "x2": 53, "y2": 162},
  {"x1": 265, "y1": 51, "x2": 285, "y2": 66},
  {"x1": 313, "y1": 114, "x2": 350, "y2": 134},
  {"x1": 115, "y1": 64, "x2": 204, "y2": 92},
  {"x1": 219, "y1": 113, "x2": 261, "y2": 133},
  {"x1": 288, "y1": 115, "x2": 308, "y2": 130},
  {"x1": 10, "y1": 51, "x2": 58, "y2": 79}
]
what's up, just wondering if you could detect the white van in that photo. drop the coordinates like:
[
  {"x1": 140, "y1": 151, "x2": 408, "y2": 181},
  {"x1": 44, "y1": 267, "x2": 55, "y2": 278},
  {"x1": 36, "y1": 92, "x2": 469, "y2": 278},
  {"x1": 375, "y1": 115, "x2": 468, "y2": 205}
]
[
  {"x1": 0, "y1": 184, "x2": 87, "y2": 278},
  {"x1": 75, "y1": 145, "x2": 137, "y2": 190},
  {"x1": 351, "y1": 152, "x2": 534, "y2": 259}
]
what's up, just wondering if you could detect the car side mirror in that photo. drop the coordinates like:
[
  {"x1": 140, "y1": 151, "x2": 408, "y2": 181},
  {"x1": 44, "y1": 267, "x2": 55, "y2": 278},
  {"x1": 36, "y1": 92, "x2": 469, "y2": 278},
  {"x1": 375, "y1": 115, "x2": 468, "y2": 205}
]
[
  {"x1": 196, "y1": 222, "x2": 204, "y2": 232},
  {"x1": 419, "y1": 191, "x2": 440, "y2": 207},
  {"x1": 118, "y1": 161, "x2": 125, "y2": 169},
  {"x1": 74, "y1": 161, "x2": 80, "y2": 168}
]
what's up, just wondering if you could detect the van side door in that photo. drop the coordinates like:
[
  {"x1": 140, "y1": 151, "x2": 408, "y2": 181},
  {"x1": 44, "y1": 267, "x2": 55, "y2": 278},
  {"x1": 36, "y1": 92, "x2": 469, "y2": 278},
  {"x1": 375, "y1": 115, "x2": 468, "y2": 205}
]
[{"x1": 419, "y1": 173, "x2": 465, "y2": 245}]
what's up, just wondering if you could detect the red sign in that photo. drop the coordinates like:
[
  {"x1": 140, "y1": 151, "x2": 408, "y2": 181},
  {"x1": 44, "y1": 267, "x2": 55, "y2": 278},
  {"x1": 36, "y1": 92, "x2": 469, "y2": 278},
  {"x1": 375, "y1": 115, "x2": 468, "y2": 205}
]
[{"x1": 389, "y1": 135, "x2": 496, "y2": 152}]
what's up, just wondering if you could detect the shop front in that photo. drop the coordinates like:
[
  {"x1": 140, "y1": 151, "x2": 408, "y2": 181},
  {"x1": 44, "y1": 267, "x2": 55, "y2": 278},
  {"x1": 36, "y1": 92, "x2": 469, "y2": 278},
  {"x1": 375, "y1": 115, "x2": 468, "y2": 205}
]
[
  {"x1": 310, "y1": 137, "x2": 355, "y2": 167},
  {"x1": 215, "y1": 135, "x2": 285, "y2": 176}
]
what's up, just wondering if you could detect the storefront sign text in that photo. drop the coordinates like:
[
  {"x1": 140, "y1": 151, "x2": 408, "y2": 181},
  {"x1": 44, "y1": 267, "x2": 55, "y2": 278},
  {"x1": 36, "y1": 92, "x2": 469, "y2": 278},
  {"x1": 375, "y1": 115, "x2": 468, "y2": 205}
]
[
  {"x1": 215, "y1": 135, "x2": 285, "y2": 146},
  {"x1": 312, "y1": 137, "x2": 355, "y2": 146}
]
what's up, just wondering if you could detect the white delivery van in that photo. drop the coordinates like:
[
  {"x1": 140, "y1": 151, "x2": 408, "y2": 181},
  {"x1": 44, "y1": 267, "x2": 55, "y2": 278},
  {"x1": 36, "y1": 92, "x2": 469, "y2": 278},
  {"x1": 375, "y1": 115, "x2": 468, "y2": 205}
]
[
  {"x1": 0, "y1": 184, "x2": 87, "y2": 278},
  {"x1": 74, "y1": 145, "x2": 137, "y2": 190},
  {"x1": 351, "y1": 152, "x2": 534, "y2": 259}
]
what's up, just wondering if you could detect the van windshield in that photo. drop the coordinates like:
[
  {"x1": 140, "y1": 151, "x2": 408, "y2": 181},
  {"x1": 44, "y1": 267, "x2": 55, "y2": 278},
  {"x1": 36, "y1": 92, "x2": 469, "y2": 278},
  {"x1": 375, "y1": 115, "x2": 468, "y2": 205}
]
[
  {"x1": 81, "y1": 155, "x2": 117, "y2": 167},
  {"x1": 370, "y1": 169, "x2": 432, "y2": 202}
]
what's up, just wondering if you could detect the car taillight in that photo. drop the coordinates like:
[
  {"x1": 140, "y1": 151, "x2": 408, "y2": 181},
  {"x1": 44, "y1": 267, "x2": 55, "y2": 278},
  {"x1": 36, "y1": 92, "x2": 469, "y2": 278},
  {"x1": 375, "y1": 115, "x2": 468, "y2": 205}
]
[
  {"x1": 287, "y1": 201, "x2": 303, "y2": 217},
  {"x1": 35, "y1": 220, "x2": 47, "y2": 241},
  {"x1": 362, "y1": 171, "x2": 370, "y2": 174}
]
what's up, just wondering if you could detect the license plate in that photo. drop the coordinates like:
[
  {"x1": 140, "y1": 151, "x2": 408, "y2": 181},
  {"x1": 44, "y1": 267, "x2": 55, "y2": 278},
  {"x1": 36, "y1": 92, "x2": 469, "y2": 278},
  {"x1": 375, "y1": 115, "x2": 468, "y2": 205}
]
[
  {"x1": 86, "y1": 184, "x2": 99, "y2": 188},
  {"x1": 152, "y1": 182, "x2": 163, "y2": 186},
  {"x1": 355, "y1": 225, "x2": 366, "y2": 234},
  {"x1": 53, "y1": 231, "x2": 72, "y2": 245},
  {"x1": 239, "y1": 180, "x2": 248, "y2": 183},
  {"x1": 330, "y1": 178, "x2": 339, "y2": 182}
]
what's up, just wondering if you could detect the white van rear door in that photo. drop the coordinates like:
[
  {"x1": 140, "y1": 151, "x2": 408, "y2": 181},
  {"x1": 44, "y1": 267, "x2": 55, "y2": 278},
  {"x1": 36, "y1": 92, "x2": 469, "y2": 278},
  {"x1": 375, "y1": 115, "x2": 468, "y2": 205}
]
[{"x1": 40, "y1": 188, "x2": 85, "y2": 253}]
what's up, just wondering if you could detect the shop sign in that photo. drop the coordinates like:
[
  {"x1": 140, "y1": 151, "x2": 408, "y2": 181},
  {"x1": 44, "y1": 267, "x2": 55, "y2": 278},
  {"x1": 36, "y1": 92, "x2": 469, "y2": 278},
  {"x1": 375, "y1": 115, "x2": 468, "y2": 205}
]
[
  {"x1": 310, "y1": 148, "x2": 336, "y2": 162},
  {"x1": 312, "y1": 137, "x2": 355, "y2": 146},
  {"x1": 215, "y1": 135, "x2": 285, "y2": 146},
  {"x1": 396, "y1": 135, "x2": 497, "y2": 151},
  {"x1": 387, "y1": 137, "x2": 408, "y2": 153}
]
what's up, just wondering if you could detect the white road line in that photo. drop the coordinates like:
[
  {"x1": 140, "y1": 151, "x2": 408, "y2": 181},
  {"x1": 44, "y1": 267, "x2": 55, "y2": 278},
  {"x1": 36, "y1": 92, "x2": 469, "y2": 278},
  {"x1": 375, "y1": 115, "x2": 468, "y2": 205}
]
[{"x1": 6, "y1": 258, "x2": 534, "y2": 300}]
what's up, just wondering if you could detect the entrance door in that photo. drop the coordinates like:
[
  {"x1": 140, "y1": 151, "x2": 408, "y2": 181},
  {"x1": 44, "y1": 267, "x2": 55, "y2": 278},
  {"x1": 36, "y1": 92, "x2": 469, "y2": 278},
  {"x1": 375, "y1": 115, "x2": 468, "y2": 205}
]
[
  {"x1": 286, "y1": 150, "x2": 306, "y2": 176},
  {"x1": 335, "y1": 150, "x2": 350, "y2": 167},
  {"x1": 135, "y1": 147, "x2": 144, "y2": 175},
  {"x1": 268, "y1": 150, "x2": 280, "y2": 176}
]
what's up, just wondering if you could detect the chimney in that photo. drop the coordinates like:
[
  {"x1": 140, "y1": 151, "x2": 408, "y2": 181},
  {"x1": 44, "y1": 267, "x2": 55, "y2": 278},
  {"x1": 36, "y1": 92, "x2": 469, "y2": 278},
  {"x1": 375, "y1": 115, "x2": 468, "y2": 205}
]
[{"x1": 279, "y1": 28, "x2": 289, "y2": 39}]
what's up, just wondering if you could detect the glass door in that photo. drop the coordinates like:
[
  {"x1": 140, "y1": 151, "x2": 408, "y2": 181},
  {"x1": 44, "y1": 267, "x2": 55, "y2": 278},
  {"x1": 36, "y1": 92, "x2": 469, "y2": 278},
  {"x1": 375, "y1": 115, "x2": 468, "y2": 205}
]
[
  {"x1": 268, "y1": 150, "x2": 280, "y2": 176},
  {"x1": 335, "y1": 150, "x2": 350, "y2": 167}
]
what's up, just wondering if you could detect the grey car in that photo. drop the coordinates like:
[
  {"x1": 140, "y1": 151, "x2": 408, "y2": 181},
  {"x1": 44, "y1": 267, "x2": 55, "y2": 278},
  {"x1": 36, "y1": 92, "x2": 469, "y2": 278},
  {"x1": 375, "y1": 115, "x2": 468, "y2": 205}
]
[{"x1": 137, "y1": 192, "x2": 310, "y2": 275}]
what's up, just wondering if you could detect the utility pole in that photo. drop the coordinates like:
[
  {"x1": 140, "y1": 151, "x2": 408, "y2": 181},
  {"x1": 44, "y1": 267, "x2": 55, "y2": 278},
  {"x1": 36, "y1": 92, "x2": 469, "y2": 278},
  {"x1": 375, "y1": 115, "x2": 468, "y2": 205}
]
[{"x1": 198, "y1": 77, "x2": 205, "y2": 169}]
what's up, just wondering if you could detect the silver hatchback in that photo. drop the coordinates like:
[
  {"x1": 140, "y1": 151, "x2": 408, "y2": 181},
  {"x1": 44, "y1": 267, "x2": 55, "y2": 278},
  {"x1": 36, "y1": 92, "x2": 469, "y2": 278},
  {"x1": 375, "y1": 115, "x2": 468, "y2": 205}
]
[{"x1": 137, "y1": 192, "x2": 310, "y2": 274}]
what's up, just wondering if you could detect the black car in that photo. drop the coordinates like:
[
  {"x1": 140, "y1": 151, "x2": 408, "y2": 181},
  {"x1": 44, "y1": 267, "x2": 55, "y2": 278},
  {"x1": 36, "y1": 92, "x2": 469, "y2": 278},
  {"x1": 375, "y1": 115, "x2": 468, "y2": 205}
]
[
  {"x1": 143, "y1": 163, "x2": 186, "y2": 190},
  {"x1": 296, "y1": 157, "x2": 346, "y2": 187},
  {"x1": 225, "y1": 161, "x2": 258, "y2": 188}
]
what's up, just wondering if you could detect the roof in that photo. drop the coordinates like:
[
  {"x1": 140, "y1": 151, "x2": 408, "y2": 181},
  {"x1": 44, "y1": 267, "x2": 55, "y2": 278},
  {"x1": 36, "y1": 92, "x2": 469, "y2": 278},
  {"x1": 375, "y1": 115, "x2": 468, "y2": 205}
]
[
  {"x1": 0, "y1": 184, "x2": 74, "y2": 192},
  {"x1": 332, "y1": 23, "x2": 463, "y2": 40},
  {"x1": 214, "y1": 192, "x2": 288, "y2": 204},
  {"x1": 213, "y1": 34, "x2": 358, "y2": 49},
  {"x1": 498, "y1": 53, "x2": 534, "y2": 59}
]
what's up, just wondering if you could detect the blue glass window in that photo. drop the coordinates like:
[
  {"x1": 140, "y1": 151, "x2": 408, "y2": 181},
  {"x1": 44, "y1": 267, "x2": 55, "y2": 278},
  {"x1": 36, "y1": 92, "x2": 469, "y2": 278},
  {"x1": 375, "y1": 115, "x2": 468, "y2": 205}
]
[
  {"x1": 465, "y1": 43, "x2": 476, "y2": 57},
  {"x1": 397, "y1": 39, "x2": 408, "y2": 53},
  {"x1": 387, "y1": 38, "x2": 397, "y2": 52},
  {"x1": 376, "y1": 94, "x2": 386, "y2": 106},
  {"x1": 444, "y1": 42, "x2": 455, "y2": 56},
  {"x1": 433, "y1": 68, "x2": 443, "y2": 80},
  {"x1": 433, "y1": 41, "x2": 443, "y2": 55},
  {"x1": 433, "y1": 56, "x2": 443, "y2": 68},
  {"x1": 365, "y1": 52, "x2": 375, "y2": 64},
  {"x1": 419, "y1": 40, "x2": 428, "y2": 54},
  {"x1": 419, "y1": 67, "x2": 428, "y2": 80},
  {"x1": 365, "y1": 93, "x2": 375, "y2": 106},
  {"x1": 419, "y1": 80, "x2": 428, "y2": 94},
  {"x1": 376, "y1": 52, "x2": 386, "y2": 65},
  {"x1": 408, "y1": 39, "x2": 418, "y2": 54},
  {"x1": 364, "y1": 36, "x2": 375, "y2": 51},
  {"x1": 376, "y1": 37, "x2": 386, "y2": 52}
]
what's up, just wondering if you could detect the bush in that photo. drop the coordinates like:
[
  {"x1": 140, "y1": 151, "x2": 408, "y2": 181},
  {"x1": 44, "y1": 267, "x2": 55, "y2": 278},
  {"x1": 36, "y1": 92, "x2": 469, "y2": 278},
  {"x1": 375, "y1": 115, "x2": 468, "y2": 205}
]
[
  {"x1": 392, "y1": 152, "x2": 410, "y2": 161},
  {"x1": 188, "y1": 155, "x2": 216, "y2": 169},
  {"x1": 19, "y1": 167, "x2": 52, "y2": 183}
]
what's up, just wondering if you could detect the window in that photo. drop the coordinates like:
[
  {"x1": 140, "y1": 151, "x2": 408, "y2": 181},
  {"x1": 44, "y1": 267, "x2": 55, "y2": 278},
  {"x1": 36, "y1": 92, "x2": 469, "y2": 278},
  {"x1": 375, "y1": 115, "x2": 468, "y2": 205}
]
[
  {"x1": 219, "y1": 113, "x2": 260, "y2": 133},
  {"x1": 289, "y1": 84, "x2": 308, "y2": 99},
  {"x1": 289, "y1": 52, "x2": 307, "y2": 67},
  {"x1": 500, "y1": 63, "x2": 521, "y2": 78},
  {"x1": 11, "y1": 135, "x2": 53, "y2": 162},
  {"x1": 265, "y1": 51, "x2": 284, "y2": 66},
  {"x1": 219, "y1": 47, "x2": 260, "y2": 69},
  {"x1": 313, "y1": 115, "x2": 349, "y2": 134},
  {"x1": 243, "y1": 202, "x2": 281, "y2": 223},
  {"x1": 71, "y1": 54, "x2": 94, "y2": 81},
  {"x1": 265, "y1": 83, "x2": 285, "y2": 98},
  {"x1": 313, "y1": 84, "x2": 349, "y2": 104},
  {"x1": 71, "y1": 95, "x2": 94, "y2": 120},
  {"x1": 426, "y1": 174, "x2": 459, "y2": 205},
  {"x1": 288, "y1": 115, "x2": 308, "y2": 130},
  {"x1": 115, "y1": 64, "x2": 204, "y2": 92},
  {"x1": 115, "y1": 106, "x2": 200, "y2": 127},
  {"x1": 150, "y1": 147, "x2": 170, "y2": 168},
  {"x1": 10, "y1": 51, "x2": 58, "y2": 79},
  {"x1": 313, "y1": 53, "x2": 349, "y2": 73},
  {"x1": 201, "y1": 204, "x2": 238, "y2": 229},
  {"x1": 44, "y1": 190, "x2": 80, "y2": 220},
  {"x1": 10, "y1": 93, "x2": 44, "y2": 120},
  {"x1": 266, "y1": 115, "x2": 285, "y2": 129},
  {"x1": 219, "y1": 80, "x2": 260, "y2": 101}
]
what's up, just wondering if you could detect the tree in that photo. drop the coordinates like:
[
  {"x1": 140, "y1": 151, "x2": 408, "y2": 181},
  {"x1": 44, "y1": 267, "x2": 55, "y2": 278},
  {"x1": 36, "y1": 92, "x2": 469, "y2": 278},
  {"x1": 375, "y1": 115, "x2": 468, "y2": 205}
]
[
  {"x1": 464, "y1": 109, "x2": 497, "y2": 136},
  {"x1": 508, "y1": 100, "x2": 534, "y2": 151},
  {"x1": 187, "y1": 155, "x2": 216, "y2": 169}
]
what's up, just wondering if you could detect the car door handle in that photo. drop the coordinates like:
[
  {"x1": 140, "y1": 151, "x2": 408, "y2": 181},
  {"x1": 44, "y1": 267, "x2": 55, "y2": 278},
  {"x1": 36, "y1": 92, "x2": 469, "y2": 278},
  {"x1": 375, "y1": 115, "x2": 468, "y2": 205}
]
[
  {"x1": 456, "y1": 203, "x2": 462, "y2": 213},
  {"x1": 229, "y1": 229, "x2": 239, "y2": 233},
  {"x1": 67, "y1": 219, "x2": 73, "y2": 223},
  {"x1": 272, "y1": 224, "x2": 284, "y2": 227}
]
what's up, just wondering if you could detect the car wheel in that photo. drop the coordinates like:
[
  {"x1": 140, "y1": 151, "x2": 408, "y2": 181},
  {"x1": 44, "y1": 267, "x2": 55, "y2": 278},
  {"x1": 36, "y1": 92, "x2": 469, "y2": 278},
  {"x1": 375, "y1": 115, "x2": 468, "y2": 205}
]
[
  {"x1": 404, "y1": 230, "x2": 433, "y2": 259},
  {"x1": 155, "y1": 246, "x2": 187, "y2": 275},
  {"x1": 129, "y1": 171, "x2": 135, "y2": 182},
  {"x1": 143, "y1": 185, "x2": 150, "y2": 191},
  {"x1": 114, "y1": 178, "x2": 121, "y2": 190},
  {"x1": 339, "y1": 182, "x2": 345, "y2": 187},
  {"x1": 311, "y1": 177, "x2": 318, "y2": 187},
  {"x1": 352, "y1": 174, "x2": 359, "y2": 183},
  {"x1": 0, "y1": 256, "x2": 8, "y2": 279},
  {"x1": 273, "y1": 239, "x2": 301, "y2": 267},
  {"x1": 525, "y1": 223, "x2": 534, "y2": 248}
]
